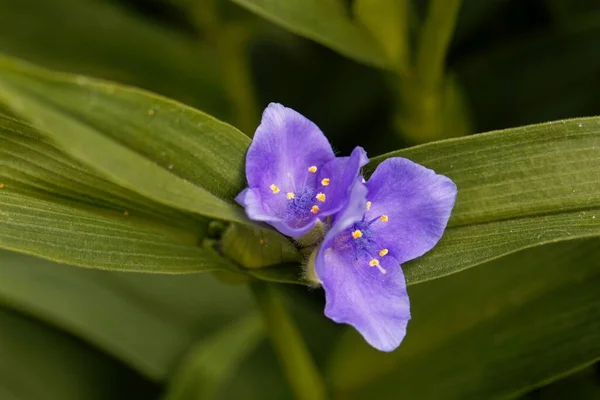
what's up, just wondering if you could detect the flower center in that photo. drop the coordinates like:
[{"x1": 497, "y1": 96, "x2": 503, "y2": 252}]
[
  {"x1": 284, "y1": 186, "x2": 318, "y2": 224},
  {"x1": 334, "y1": 207, "x2": 390, "y2": 274}
]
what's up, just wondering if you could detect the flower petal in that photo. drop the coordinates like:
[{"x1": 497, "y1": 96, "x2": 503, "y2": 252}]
[
  {"x1": 365, "y1": 158, "x2": 457, "y2": 264},
  {"x1": 246, "y1": 103, "x2": 335, "y2": 193},
  {"x1": 316, "y1": 146, "x2": 369, "y2": 216},
  {"x1": 316, "y1": 242, "x2": 410, "y2": 352},
  {"x1": 235, "y1": 188, "x2": 317, "y2": 237}
]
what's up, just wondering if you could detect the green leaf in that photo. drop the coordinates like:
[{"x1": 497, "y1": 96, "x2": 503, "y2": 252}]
[
  {"x1": 0, "y1": 307, "x2": 155, "y2": 400},
  {"x1": 162, "y1": 314, "x2": 264, "y2": 400},
  {"x1": 230, "y1": 0, "x2": 389, "y2": 69},
  {"x1": 370, "y1": 117, "x2": 600, "y2": 285},
  {"x1": 0, "y1": 250, "x2": 253, "y2": 380},
  {"x1": 0, "y1": 54, "x2": 252, "y2": 224},
  {"x1": 0, "y1": 0, "x2": 228, "y2": 117},
  {"x1": 0, "y1": 187, "x2": 237, "y2": 273},
  {"x1": 0, "y1": 114, "x2": 196, "y2": 228},
  {"x1": 353, "y1": 0, "x2": 409, "y2": 73},
  {"x1": 222, "y1": 223, "x2": 301, "y2": 269},
  {"x1": 327, "y1": 239, "x2": 600, "y2": 399}
]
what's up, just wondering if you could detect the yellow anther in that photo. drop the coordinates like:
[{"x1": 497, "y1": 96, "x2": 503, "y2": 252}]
[
  {"x1": 316, "y1": 192, "x2": 326, "y2": 202},
  {"x1": 308, "y1": 166, "x2": 318, "y2": 173},
  {"x1": 270, "y1": 184, "x2": 280, "y2": 194},
  {"x1": 310, "y1": 205, "x2": 320, "y2": 214},
  {"x1": 321, "y1": 178, "x2": 330, "y2": 186},
  {"x1": 380, "y1": 215, "x2": 389, "y2": 222},
  {"x1": 379, "y1": 249, "x2": 389, "y2": 257},
  {"x1": 369, "y1": 258, "x2": 387, "y2": 274},
  {"x1": 351, "y1": 230, "x2": 363, "y2": 239},
  {"x1": 286, "y1": 192, "x2": 295, "y2": 200},
  {"x1": 366, "y1": 201, "x2": 372, "y2": 211}
]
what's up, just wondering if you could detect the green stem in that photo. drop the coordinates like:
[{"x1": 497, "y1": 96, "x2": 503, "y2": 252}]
[
  {"x1": 191, "y1": 0, "x2": 259, "y2": 135},
  {"x1": 395, "y1": 0, "x2": 466, "y2": 143},
  {"x1": 250, "y1": 282, "x2": 328, "y2": 400},
  {"x1": 414, "y1": 0, "x2": 464, "y2": 92}
]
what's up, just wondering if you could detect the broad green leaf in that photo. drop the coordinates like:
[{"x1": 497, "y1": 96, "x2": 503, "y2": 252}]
[
  {"x1": 0, "y1": 250, "x2": 253, "y2": 380},
  {"x1": 163, "y1": 314, "x2": 264, "y2": 400},
  {"x1": 222, "y1": 223, "x2": 301, "y2": 268},
  {"x1": 0, "y1": 0, "x2": 228, "y2": 117},
  {"x1": 0, "y1": 54, "x2": 252, "y2": 224},
  {"x1": 370, "y1": 117, "x2": 600, "y2": 285},
  {"x1": 230, "y1": 0, "x2": 389, "y2": 68},
  {"x1": 0, "y1": 187, "x2": 236, "y2": 273},
  {"x1": 328, "y1": 239, "x2": 600, "y2": 399},
  {"x1": 353, "y1": 0, "x2": 409, "y2": 73},
  {"x1": 0, "y1": 307, "x2": 155, "y2": 400},
  {"x1": 0, "y1": 114, "x2": 196, "y2": 228}
]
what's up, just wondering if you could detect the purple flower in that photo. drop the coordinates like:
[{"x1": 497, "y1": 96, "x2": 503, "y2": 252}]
[
  {"x1": 314, "y1": 158, "x2": 457, "y2": 351},
  {"x1": 236, "y1": 103, "x2": 368, "y2": 238}
]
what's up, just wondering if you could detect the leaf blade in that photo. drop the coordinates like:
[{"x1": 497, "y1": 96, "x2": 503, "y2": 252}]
[
  {"x1": 370, "y1": 117, "x2": 600, "y2": 284},
  {"x1": 230, "y1": 0, "x2": 389, "y2": 68},
  {"x1": 0, "y1": 54, "x2": 251, "y2": 224}
]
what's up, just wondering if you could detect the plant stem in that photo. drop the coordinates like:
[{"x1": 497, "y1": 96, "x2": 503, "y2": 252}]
[
  {"x1": 395, "y1": 0, "x2": 467, "y2": 143},
  {"x1": 192, "y1": 0, "x2": 259, "y2": 135},
  {"x1": 250, "y1": 281, "x2": 328, "y2": 400},
  {"x1": 415, "y1": 0, "x2": 464, "y2": 93}
]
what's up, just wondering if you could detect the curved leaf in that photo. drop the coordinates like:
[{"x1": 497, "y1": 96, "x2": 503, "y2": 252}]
[
  {"x1": 0, "y1": 0, "x2": 228, "y2": 116},
  {"x1": 0, "y1": 54, "x2": 252, "y2": 224},
  {"x1": 0, "y1": 114, "x2": 195, "y2": 228},
  {"x1": 0, "y1": 188, "x2": 235, "y2": 273},
  {"x1": 230, "y1": 0, "x2": 389, "y2": 69},
  {"x1": 369, "y1": 117, "x2": 600, "y2": 284}
]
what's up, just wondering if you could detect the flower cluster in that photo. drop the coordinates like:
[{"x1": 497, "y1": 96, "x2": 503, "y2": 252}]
[{"x1": 237, "y1": 103, "x2": 457, "y2": 352}]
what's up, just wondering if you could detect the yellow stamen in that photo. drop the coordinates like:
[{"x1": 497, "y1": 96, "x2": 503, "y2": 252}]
[
  {"x1": 316, "y1": 192, "x2": 326, "y2": 202},
  {"x1": 351, "y1": 230, "x2": 363, "y2": 239},
  {"x1": 310, "y1": 205, "x2": 320, "y2": 214},
  {"x1": 270, "y1": 184, "x2": 280, "y2": 194},
  {"x1": 308, "y1": 166, "x2": 318, "y2": 173},
  {"x1": 380, "y1": 215, "x2": 389, "y2": 222},
  {"x1": 366, "y1": 201, "x2": 372, "y2": 211},
  {"x1": 321, "y1": 178, "x2": 330, "y2": 186},
  {"x1": 286, "y1": 192, "x2": 295, "y2": 200},
  {"x1": 379, "y1": 249, "x2": 389, "y2": 257},
  {"x1": 369, "y1": 258, "x2": 387, "y2": 274}
]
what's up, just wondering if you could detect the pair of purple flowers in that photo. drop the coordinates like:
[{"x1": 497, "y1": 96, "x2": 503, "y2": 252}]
[{"x1": 236, "y1": 104, "x2": 457, "y2": 352}]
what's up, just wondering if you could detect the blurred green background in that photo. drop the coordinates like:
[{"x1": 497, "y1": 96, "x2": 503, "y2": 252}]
[{"x1": 1, "y1": 0, "x2": 600, "y2": 399}]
